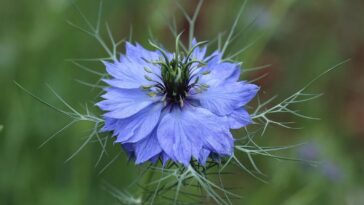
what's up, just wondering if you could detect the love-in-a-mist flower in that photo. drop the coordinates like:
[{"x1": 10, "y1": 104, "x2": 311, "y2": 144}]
[{"x1": 97, "y1": 39, "x2": 259, "y2": 166}]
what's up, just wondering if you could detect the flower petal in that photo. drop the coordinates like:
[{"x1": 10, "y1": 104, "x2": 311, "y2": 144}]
[
  {"x1": 157, "y1": 105, "x2": 234, "y2": 166},
  {"x1": 125, "y1": 42, "x2": 164, "y2": 67},
  {"x1": 191, "y1": 39, "x2": 207, "y2": 61},
  {"x1": 134, "y1": 131, "x2": 162, "y2": 164},
  {"x1": 104, "y1": 103, "x2": 163, "y2": 143},
  {"x1": 226, "y1": 108, "x2": 253, "y2": 129},
  {"x1": 198, "y1": 149, "x2": 210, "y2": 166},
  {"x1": 157, "y1": 110, "x2": 198, "y2": 166},
  {"x1": 103, "y1": 60, "x2": 151, "y2": 89},
  {"x1": 200, "y1": 61, "x2": 241, "y2": 87},
  {"x1": 125, "y1": 42, "x2": 173, "y2": 75},
  {"x1": 191, "y1": 82, "x2": 259, "y2": 116},
  {"x1": 97, "y1": 88, "x2": 159, "y2": 119},
  {"x1": 161, "y1": 152, "x2": 171, "y2": 166},
  {"x1": 103, "y1": 42, "x2": 167, "y2": 89},
  {"x1": 121, "y1": 143, "x2": 134, "y2": 159}
]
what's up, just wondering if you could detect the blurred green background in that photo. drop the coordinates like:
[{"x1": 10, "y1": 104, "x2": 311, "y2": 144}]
[{"x1": 1, "y1": 0, "x2": 364, "y2": 204}]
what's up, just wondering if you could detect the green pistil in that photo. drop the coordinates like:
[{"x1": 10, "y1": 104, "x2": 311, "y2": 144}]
[
  {"x1": 143, "y1": 38, "x2": 210, "y2": 107},
  {"x1": 160, "y1": 59, "x2": 190, "y2": 106}
]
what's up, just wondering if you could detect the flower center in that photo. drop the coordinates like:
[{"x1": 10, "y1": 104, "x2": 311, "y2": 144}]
[
  {"x1": 142, "y1": 39, "x2": 210, "y2": 107},
  {"x1": 161, "y1": 59, "x2": 191, "y2": 105}
]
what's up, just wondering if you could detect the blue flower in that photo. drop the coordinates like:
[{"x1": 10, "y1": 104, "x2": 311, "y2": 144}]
[{"x1": 97, "y1": 40, "x2": 259, "y2": 166}]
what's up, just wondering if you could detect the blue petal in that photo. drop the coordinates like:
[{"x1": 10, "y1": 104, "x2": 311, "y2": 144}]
[
  {"x1": 134, "y1": 131, "x2": 162, "y2": 164},
  {"x1": 103, "y1": 59, "x2": 153, "y2": 89},
  {"x1": 103, "y1": 42, "x2": 166, "y2": 89},
  {"x1": 121, "y1": 143, "x2": 135, "y2": 159},
  {"x1": 200, "y1": 61, "x2": 241, "y2": 87},
  {"x1": 191, "y1": 82, "x2": 259, "y2": 116},
  {"x1": 191, "y1": 38, "x2": 207, "y2": 61},
  {"x1": 161, "y1": 152, "x2": 170, "y2": 166},
  {"x1": 198, "y1": 149, "x2": 210, "y2": 166},
  {"x1": 149, "y1": 154, "x2": 160, "y2": 164},
  {"x1": 97, "y1": 88, "x2": 159, "y2": 119},
  {"x1": 157, "y1": 108, "x2": 201, "y2": 166},
  {"x1": 190, "y1": 51, "x2": 240, "y2": 88},
  {"x1": 125, "y1": 42, "x2": 173, "y2": 75},
  {"x1": 157, "y1": 105, "x2": 234, "y2": 166},
  {"x1": 125, "y1": 42, "x2": 164, "y2": 68},
  {"x1": 226, "y1": 108, "x2": 252, "y2": 129},
  {"x1": 105, "y1": 103, "x2": 163, "y2": 143}
]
